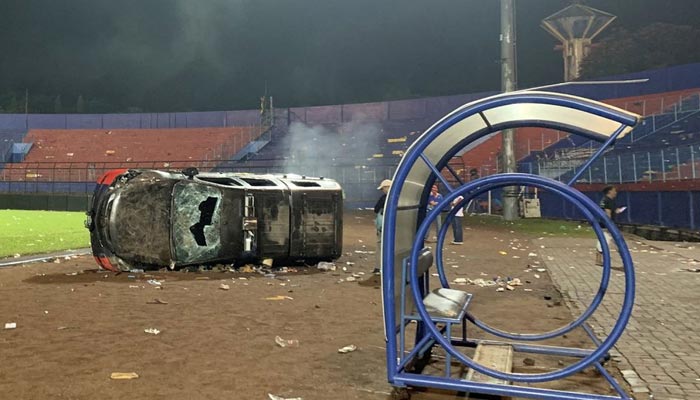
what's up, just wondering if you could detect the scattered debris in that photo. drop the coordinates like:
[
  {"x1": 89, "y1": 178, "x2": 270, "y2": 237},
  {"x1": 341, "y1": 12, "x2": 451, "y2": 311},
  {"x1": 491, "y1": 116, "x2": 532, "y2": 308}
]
[
  {"x1": 144, "y1": 328, "x2": 161, "y2": 335},
  {"x1": 528, "y1": 253, "x2": 537, "y2": 257},
  {"x1": 536, "y1": 268, "x2": 546, "y2": 272},
  {"x1": 110, "y1": 372, "x2": 139, "y2": 380},
  {"x1": 147, "y1": 298, "x2": 168, "y2": 305},
  {"x1": 147, "y1": 279, "x2": 162, "y2": 286},
  {"x1": 534, "y1": 274, "x2": 541, "y2": 279},
  {"x1": 338, "y1": 344, "x2": 358, "y2": 354},
  {"x1": 239, "y1": 265, "x2": 256, "y2": 273},
  {"x1": 523, "y1": 358, "x2": 536, "y2": 366},
  {"x1": 4, "y1": 322, "x2": 17, "y2": 330},
  {"x1": 498, "y1": 251, "x2": 508, "y2": 255},
  {"x1": 275, "y1": 336, "x2": 299, "y2": 348},
  {"x1": 472, "y1": 278, "x2": 496, "y2": 287},
  {"x1": 57, "y1": 326, "x2": 77, "y2": 330},
  {"x1": 262, "y1": 258, "x2": 274, "y2": 267},
  {"x1": 219, "y1": 283, "x2": 230, "y2": 290},
  {"x1": 453, "y1": 278, "x2": 469, "y2": 284},
  {"x1": 265, "y1": 296, "x2": 294, "y2": 301},
  {"x1": 316, "y1": 262, "x2": 336, "y2": 271},
  {"x1": 345, "y1": 276, "x2": 357, "y2": 282},
  {"x1": 496, "y1": 287, "x2": 505, "y2": 292},
  {"x1": 268, "y1": 394, "x2": 302, "y2": 400}
]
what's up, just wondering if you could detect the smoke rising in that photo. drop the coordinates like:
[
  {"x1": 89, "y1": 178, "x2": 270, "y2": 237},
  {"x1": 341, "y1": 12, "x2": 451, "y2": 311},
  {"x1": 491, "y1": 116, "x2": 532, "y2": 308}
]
[{"x1": 281, "y1": 116, "x2": 383, "y2": 177}]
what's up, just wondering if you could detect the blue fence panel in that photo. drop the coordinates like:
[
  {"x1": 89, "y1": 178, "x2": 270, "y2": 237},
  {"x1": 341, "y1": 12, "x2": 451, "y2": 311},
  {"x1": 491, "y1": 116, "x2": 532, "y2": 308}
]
[
  {"x1": 226, "y1": 109, "x2": 262, "y2": 126},
  {"x1": 692, "y1": 193, "x2": 700, "y2": 231},
  {"x1": 659, "y1": 191, "x2": 691, "y2": 228},
  {"x1": 66, "y1": 114, "x2": 103, "y2": 129},
  {"x1": 0, "y1": 115, "x2": 28, "y2": 129},
  {"x1": 103, "y1": 114, "x2": 142, "y2": 129},
  {"x1": 342, "y1": 102, "x2": 387, "y2": 122},
  {"x1": 185, "y1": 111, "x2": 226, "y2": 127},
  {"x1": 28, "y1": 114, "x2": 67, "y2": 129},
  {"x1": 156, "y1": 113, "x2": 173, "y2": 128},
  {"x1": 388, "y1": 99, "x2": 426, "y2": 120},
  {"x1": 626, "y1": 192, "x2": 659, "y2": 225},
  {"x1": 304, "y1": 105, "x2": 342, "y2": 125}
]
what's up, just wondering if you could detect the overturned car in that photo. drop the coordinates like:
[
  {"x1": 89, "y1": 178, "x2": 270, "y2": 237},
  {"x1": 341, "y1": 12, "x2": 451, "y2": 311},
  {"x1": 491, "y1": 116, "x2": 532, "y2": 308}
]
[{"x1": 86, "y1": 169, "x2": 343, "y2": 271}]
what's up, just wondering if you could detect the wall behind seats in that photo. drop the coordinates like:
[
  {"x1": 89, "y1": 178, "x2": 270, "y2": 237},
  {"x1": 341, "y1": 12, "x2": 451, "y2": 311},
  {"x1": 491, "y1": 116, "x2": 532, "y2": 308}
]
[{"x1": 539, "y1": 183, "x2": 700, "y2": 230}]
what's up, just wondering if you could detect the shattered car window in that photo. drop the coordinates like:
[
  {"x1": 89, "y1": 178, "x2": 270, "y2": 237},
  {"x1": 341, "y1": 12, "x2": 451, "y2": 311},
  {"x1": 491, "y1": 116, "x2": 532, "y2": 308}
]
[{"x1": 172, "y1": 182, "x2": 222, "y2": 263}]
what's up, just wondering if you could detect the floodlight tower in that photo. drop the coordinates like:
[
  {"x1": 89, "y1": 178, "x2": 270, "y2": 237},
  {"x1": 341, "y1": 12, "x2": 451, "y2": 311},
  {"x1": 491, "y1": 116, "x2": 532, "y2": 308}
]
[{"x1": 541, "y1": 3, "x2": 616, "y2": 81}]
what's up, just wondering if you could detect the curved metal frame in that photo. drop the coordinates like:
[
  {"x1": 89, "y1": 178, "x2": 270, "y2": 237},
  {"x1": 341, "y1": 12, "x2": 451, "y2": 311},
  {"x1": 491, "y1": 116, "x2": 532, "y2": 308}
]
[
  {"x1": 381, "y1": 91, "x2": 639, "y2": 398},
  {"x1": 433, "y1": 178, "x2": 613, "y2": 341},
  {"x1": 410, "y1": 174, "x2": 634, "y2": 382}
]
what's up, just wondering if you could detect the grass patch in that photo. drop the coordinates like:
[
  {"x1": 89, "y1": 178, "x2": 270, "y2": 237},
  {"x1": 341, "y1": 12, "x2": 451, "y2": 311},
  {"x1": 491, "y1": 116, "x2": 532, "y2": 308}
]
[
  {"x1": 0, "y1": 210, "x2": 90, "y2": 258},
  {"x1": 464, "y1": 214, "x2": 596, "y2": 238}
]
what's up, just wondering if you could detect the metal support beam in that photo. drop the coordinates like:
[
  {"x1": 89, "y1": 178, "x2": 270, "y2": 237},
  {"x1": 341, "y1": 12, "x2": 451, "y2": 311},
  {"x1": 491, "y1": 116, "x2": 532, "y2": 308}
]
[{"x1": 501, "y1": 0, "x2": 518, "y2": 221}]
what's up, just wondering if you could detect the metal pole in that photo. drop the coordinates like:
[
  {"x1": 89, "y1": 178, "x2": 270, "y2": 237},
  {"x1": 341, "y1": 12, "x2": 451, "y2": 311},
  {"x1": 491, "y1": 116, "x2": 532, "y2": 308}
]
[
  {"x1": 692, "y1": 146, "x2": 696, "y2": 179},
  {"x1": 618, "y1": 155, "x2": 622, "y2": 183},
  {"x1": 661, "y1": 149, "x2": 666, "y2": 182},
  {"x1": 500, "y1": 0, "x2": 518, "y2": 221},
  {"x1": 603, "y1": 156, "x2": 608, "y2": 183}
]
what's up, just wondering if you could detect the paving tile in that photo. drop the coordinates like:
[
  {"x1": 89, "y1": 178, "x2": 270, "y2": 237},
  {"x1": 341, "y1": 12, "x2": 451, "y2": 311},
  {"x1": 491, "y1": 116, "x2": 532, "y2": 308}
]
[{"x1": 540, "y1": 236, "x2": 700, "y2": 400}]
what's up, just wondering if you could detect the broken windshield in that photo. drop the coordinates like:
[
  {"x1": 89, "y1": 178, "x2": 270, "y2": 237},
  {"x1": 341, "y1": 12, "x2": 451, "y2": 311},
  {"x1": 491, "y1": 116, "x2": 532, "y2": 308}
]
[{"x1": 172, "y1": 182, "x2": 223, "y2": 263}]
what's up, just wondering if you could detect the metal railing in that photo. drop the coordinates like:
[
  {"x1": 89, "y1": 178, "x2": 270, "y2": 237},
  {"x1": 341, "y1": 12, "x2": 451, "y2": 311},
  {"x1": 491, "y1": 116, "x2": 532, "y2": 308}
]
[
  {"x1": 517, "y1": 143, "x2": 700, "y2": 184},
  {"x1": 0, "y1": 158, "x2": 405, "y2": 207}
]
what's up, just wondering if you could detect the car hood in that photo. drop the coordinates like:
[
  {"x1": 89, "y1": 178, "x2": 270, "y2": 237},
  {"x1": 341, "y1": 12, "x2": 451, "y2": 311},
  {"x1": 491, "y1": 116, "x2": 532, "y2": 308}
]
[{"x1": 108, "y1": 178, "x2": 175, "y2": 265}]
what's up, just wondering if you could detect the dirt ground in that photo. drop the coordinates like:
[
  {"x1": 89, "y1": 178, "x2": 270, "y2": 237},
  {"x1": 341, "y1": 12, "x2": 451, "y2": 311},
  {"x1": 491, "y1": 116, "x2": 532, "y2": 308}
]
[{"x1": 0, "y1": 211, "x2": 628, "y2": 400}]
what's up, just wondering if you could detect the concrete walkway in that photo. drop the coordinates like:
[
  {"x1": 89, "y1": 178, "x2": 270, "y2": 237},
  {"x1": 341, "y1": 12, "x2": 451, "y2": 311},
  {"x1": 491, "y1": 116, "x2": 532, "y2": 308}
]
[{"x1": 540, "y1": 236, "x2": 700, "y2": 400}]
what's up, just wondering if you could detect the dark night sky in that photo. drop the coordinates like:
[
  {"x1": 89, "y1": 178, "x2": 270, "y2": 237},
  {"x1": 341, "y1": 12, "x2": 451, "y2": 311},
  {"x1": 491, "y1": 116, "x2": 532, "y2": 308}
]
[{"x1": 1, "y1": 0, "x2": 699, "y2": 112}]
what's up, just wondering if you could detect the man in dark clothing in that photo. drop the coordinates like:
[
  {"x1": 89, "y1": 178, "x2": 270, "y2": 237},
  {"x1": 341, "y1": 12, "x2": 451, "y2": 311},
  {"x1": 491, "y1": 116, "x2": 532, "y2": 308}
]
[
  {"x1": 596, "y1": 186, "x2": 624, "y2": 266},
  {"x1": 373, "y1": 179, "x2": 391, "y2": 274}
]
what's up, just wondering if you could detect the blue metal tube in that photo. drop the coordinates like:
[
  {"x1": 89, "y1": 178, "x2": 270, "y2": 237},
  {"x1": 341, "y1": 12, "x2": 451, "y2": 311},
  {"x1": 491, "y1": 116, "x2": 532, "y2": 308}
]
[
  {"x1": 382, "y1": 91, "x2": 637, "y2": 386},
  {"x1": 567, "y1": 124, "x2": 627, "y2": 186},
  {"x1": 453, "y1": 338, "x2": 595, "y2": 358},
  {"x1": 408, "y1": 174, "x2": 635, "y2": 383},
  {"x1": 594, "y1": 362, "x2": 632, "y2": 399},
  {"x1": 583, "y1": 323, "x2": 603, "y2": 348},
  {"x1": 419, "y1": 153, "x2": 454, "y2": 193},
  {"x1": 429, "y1": 177, "x2": 613, "y2": 342},
  {"x1": 394, "y1": 373, "x2": 628, "y2": 400}
]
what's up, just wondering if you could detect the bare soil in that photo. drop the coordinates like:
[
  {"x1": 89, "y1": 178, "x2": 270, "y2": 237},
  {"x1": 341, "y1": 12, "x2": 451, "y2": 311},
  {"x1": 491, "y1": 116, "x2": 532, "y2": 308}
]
[{"x1": 0, "y1": 211, "x2": 627, "y2": 399}]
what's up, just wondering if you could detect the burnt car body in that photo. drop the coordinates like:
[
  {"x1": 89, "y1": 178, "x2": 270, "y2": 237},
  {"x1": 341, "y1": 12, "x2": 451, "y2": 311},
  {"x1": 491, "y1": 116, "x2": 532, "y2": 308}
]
[{"x1": 86, "y1": 169, "x2": 343, "y2": 271}]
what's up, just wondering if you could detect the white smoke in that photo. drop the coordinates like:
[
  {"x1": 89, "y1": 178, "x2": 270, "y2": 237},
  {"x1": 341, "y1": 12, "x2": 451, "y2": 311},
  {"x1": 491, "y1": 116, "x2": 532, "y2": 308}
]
[{"x1": 281, "y1": 115, "x2": 383, "y2": 177}]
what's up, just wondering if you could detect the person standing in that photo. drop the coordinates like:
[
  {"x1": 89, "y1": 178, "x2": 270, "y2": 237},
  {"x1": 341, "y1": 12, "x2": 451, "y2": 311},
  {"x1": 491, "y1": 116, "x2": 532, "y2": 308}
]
[
  {"x1": 373, "y1": 179, "x2": 391, "y2": 274},
  {"x1": 596, "y1": 185, "x2": 625, "y2": 266},
  {"x1": 425, "y1": 184, "x2": 443, "y2": 242},
  {"x1": 451, "y1": 195, "x2": 465, "y2": 244}
]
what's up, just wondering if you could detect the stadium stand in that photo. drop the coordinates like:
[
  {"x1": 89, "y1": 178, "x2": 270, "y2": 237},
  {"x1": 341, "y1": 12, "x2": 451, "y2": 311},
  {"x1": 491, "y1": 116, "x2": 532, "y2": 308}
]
[{"x1": 1, "y1": 126, "x2": 257, "y2": 182}]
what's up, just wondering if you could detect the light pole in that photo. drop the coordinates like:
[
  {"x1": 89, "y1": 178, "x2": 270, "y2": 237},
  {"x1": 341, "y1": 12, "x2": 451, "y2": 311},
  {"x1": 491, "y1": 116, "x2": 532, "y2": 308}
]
[
  {"x1": 541, "y1": 3, "x2": 616, "y2": 81},
  {"x1": 500, "y1": 0, "x2": 518, "y2": 221}
]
